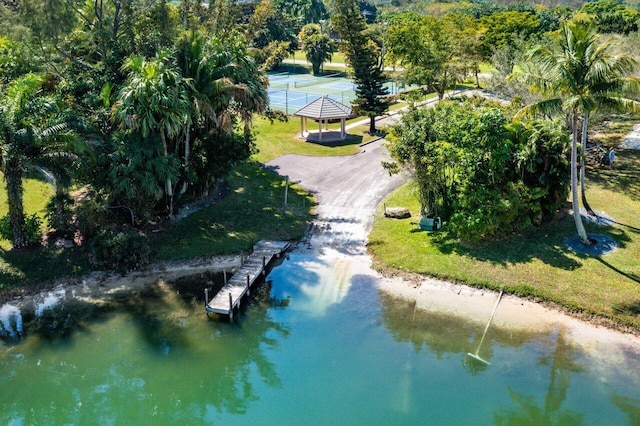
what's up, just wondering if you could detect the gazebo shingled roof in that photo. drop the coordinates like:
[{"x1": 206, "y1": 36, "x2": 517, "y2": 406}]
[
  {"x1": 293, "y1": 96, "x2": 352, "y2": 142},
  {"x1": 293, "y1": 96, "x2": 352, "y2": 119}
]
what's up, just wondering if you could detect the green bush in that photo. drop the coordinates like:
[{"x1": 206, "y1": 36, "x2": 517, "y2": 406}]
[
  {"x1": 0, "y1": 213, "x2": 43, "y2": 247},
  {"x1": 45, "y1": 192, "x2": 75, "y2": 237},
  {"x1": 89, "y1": 227, "x2": 150, "y2": 272}
]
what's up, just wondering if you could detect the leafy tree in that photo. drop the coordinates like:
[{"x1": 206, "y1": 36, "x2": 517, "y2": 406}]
[
  {"x1": 0, "y1": 74, "x2": 81, "y2": 247},
  {"x1": 384, "y1": 97, "x2": 570, "y2": 241},
  {"x1": 133, "y1": 0, "x2": 180, "y2": 57},
  {"x1": 299, "y1": 24, "x2": 333, "y2": 75},
  {"x1": 511, "y1": 119, "x2": 570, "y2": 224},
  {"x1": 113, "y1": 51, "x2": 191, "y2": 217},
  {"x1": 332, "y1": 0, "x2": 388, "y2": 133},
  {"x1": 248, "y1": 0, "x2": 299, "y2": 50},
  {"x1": 386, "y1": 13, "x2": 463, "y2": 100},
  {"x1": 0, "y1": 37, "x2": 39, "y2": 84},
  {"x1": 444, "y1": 13, "x2": 484, "y2": 88},
  {"x1": 515, "y1": 22, "x2": 640, "y2": 245},
  {"x1": 579, "y1": 0, "x2": 639, "y2": 35},
  {"x1": 97, "y1": 131, "x2": 177, "y2": 224},
  {"x1": 274, "y1": 0, "x2": 328, "y2": 24},
  {"x1": 176, "y1": 30, "x2": 267, "y2": 197},
  {"x1": 479, "y1": 11, "x2": 541, "y2": 61}
]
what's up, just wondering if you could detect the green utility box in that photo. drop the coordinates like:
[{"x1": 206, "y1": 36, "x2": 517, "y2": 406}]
[{"x1": 419, "y1": 216, "x2": 441, "y2": 231}]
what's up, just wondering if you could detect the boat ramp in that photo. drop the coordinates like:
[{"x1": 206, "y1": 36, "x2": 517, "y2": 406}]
[{"x1": 205, "y1": 240, "x2": 290, "y2": 319}]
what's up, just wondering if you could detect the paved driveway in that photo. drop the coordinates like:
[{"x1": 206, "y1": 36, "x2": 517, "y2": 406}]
[{"x1": 266, "y1": 138, "x2": 408, "y2": 252}]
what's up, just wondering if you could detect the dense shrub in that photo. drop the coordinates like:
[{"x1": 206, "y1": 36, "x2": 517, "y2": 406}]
[
  {"x1": 89, "y1": 227, "x2": 150, "y2": 272},
  {"x1": 0, "y1": 213, "x2": 43, "y2": 247},
  {"x1": 385, "y1": 97, "x2": 570, "y2": 241}
]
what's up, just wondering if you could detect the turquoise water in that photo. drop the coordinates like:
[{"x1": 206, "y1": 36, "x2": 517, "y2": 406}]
[{"x1": 2, "y1": 253, "x2": 640, "y2": 425}]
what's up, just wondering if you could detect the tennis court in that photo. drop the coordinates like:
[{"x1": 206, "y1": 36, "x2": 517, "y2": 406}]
[
  {"x1": 267, "y1": 72, "x2": 404, "y2": 115},
  {"x1": 267, "y1": 72, "x2": 357, "y2": 115}
]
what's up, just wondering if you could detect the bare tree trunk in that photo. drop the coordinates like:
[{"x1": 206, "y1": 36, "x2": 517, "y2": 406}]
[
  {"x1": 160, "y1": 131, "x2": 174, "y2": 217},
  {"x1": 571, "y1": 113, "x2": 590, "y2": 245},
  {"x1": 5, "y1": 158, "x2": 27, "y2": 248},
  {"x1": 580, "y1": 112, "x2": 595, "y2": 216},
  {"x1": 181, "y1": 126, "x2": 190, "y2": 195},
  {"x1": 369, "y1": 115, "x2": 376, "y2": 134}
]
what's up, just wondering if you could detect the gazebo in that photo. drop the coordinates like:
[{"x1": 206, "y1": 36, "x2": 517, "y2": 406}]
[{"x1": 294, "y1": 96, "x2": 352, "y2": 142}]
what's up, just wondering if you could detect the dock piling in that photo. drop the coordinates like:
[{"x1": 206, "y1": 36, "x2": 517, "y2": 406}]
[
  {"x1": 205, "y1": 288, "x2": 209, "y2": 308},
  {"x1": 246, "y1": 274, "x2": 251, "y2": 296}
]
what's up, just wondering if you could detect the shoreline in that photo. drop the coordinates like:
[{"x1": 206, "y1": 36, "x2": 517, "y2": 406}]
[
  {"x1": 2, "y1": 238, "x2": 640, "y2": 357},
  {"x1": 0, "y1": 255, "x2": 242, "y2": 311},
  {"x1": 374, "y1": 266, "x2": 640, "y2": 357}
]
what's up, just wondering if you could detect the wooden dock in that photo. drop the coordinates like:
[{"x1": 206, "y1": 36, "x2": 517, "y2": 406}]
[{"x1": 205, "y1": 240, "x2": 290, "y2": 319}]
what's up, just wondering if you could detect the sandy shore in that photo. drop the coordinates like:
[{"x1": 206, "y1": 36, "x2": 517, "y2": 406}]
[{"x1": 375, "y1": 267, "x2": 640, "y2": 361}]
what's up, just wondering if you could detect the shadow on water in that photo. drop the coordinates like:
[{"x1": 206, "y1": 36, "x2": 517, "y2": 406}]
[
  {"x1": 1, "y1": 271, "x2": 291, "y2": 421},
  {"x1": 493, "y1": 329, "x2": 585, "y2": 424},
  {"x1": 377, "y1": 292, "x2": 548, "y2": 374},
  {"x1": 612, "y1": 395, "x2": 640, "y2": 424}
]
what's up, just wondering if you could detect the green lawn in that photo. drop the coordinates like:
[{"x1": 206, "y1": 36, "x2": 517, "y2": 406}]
[
  {"x1": 0, "y1": 174, "x2": 94, "y2": 291},
  {"x1": 368, "y1": 148, "x2": 640, "y2": 331},
  {"x1": 0, "y1": 162, "x2": 316, "y2": 292},
  {"x1": 0, "y1": 173, "x2": 54, "y2": 250},
  {"x1": 149, "y1": 161, "x2": 315, "y2": 260},
  {"x1": 252, "y1": 116, "x2": 375, "y2": 163}
]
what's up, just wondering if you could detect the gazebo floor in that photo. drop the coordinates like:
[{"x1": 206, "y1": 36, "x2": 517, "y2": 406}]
[{"x1": 301, "y1": 130, "x2": 348, "y2": 143}]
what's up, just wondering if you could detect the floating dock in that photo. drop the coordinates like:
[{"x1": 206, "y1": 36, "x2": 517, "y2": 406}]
[{"x1": 205, "y1": 240, "x2": 290, "y2": 319}]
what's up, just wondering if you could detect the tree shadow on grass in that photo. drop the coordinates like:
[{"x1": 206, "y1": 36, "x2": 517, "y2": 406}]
[
  {"x1": 594, "y1": 257, "x2": 640, "y2": 285},
  {"x1": 0, "y1": 246, "x2": 91, "y2": 300},
  {"x1": 420, "y1": 213, "x2": 633, "y2": 271},
  {"x1": 587, "y1": 149, "x2": 640, "y2": 202}
]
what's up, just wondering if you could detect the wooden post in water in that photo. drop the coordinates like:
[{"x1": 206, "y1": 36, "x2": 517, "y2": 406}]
[
  {"x1": 229, "y1": 292, "x2": 233, "y2": 321},
  {"x1": 262, "y1": 256, "x2": 266, "y2": 275},
  {"x1": 223, "y1": 269, "x2": 227, "y2": 284},
  {"x1": 205, "y1": 288, "x2": 209, "y2": 308},
  {"x1": 246, "y1": 274, "x2": 251, "y2": 296}
]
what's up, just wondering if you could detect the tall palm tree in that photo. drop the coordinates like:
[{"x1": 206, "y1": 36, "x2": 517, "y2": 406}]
[
  {"x1": 113, "y1": 51, "x2": 192, "y2": 216},
  {"x1": 0, "y1": 74, "x2": 81, "y2": 248},
  {"x1": 176, "y1": 30, "x2": 267, "y2": 194},
  {"x1": 515, "y1": 22, "x2": 640, "y2": 245}
]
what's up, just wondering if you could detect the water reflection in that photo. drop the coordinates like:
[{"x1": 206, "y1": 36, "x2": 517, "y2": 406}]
[
  {"x1": 493, "y1": 329, "x2": 584, "y2": 425},
  {"x1": 0, "y1": 274, "x2": 289, "y2": 423},
  {"x1": 268, "y1": 251, "x2": 353, "y2": 317},
  {"x1": 2, "y1": 254, "x2": 640, "y2": 424},
  {"x1": 378, "y1": 291, "x2": 545, "y2": 365}
]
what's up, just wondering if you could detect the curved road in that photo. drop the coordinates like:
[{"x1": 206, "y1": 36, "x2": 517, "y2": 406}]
[{"x1": 266, "y1": 138, "x2": 407, "y2": 252}]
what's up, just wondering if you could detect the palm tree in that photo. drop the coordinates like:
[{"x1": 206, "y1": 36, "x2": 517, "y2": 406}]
[
  {"x1": 113, "y1": 51, "x2": 192, "y2": 216},
  {"x1": 176, "y1": 30, "x2": 268, "y2": 194},
  {"x1": 0, "y1": 74, "x2": 81, "y2": 248},
  {"x1": 515, "y1": 22, "x2": 640, "y2": 245}
]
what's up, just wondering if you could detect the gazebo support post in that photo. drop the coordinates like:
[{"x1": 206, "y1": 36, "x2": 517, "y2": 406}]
[{"x1": 293, "y1": 97, "x2": 352, "y2": 143}]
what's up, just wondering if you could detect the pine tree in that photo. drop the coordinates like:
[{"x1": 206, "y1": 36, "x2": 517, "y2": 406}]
[{"x1": 331, "y1": 0, "x2": 388, "y2": 133}]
